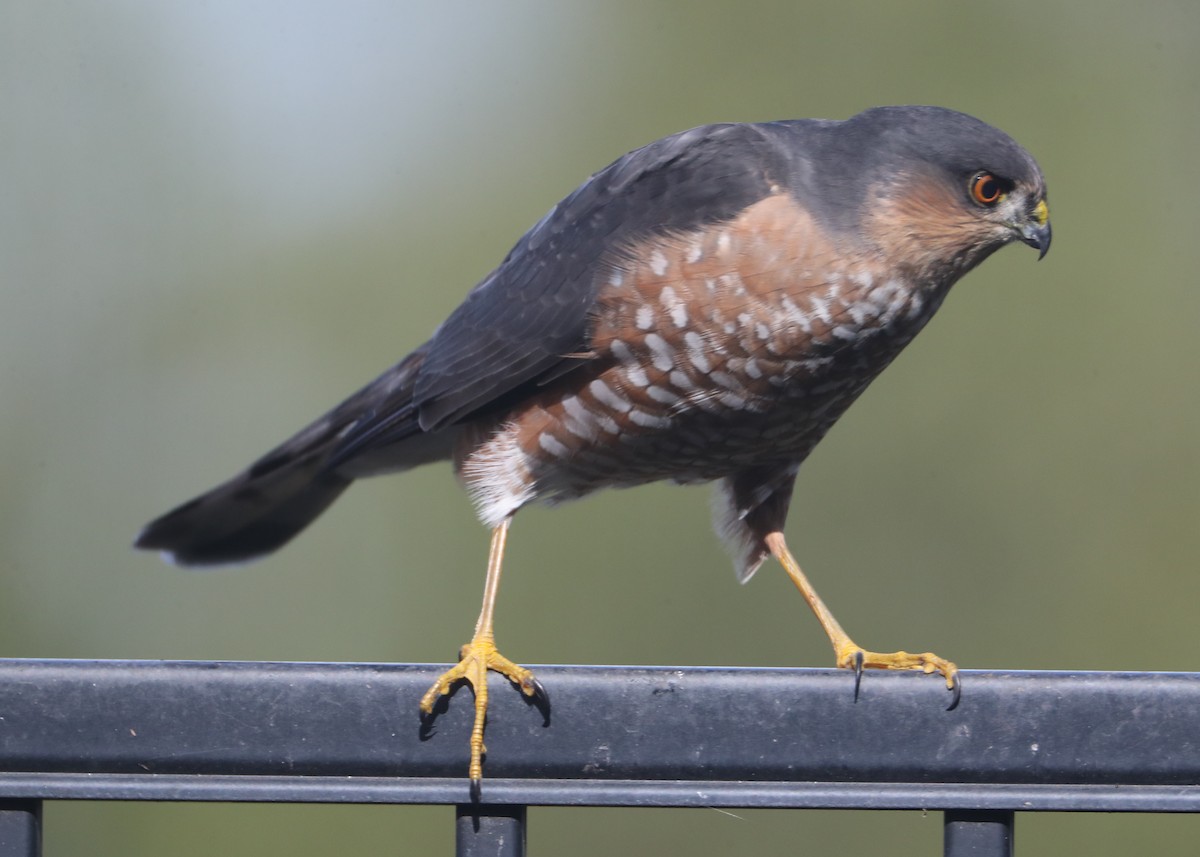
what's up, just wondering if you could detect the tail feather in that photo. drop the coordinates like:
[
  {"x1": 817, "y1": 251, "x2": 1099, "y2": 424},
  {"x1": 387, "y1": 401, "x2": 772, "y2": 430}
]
[
  {"x1": 136, "y1": 344, "x2": 458, "y2": 566},
  {"x1": 134, "y1": 452, "x2": 352, "y2": 566}
]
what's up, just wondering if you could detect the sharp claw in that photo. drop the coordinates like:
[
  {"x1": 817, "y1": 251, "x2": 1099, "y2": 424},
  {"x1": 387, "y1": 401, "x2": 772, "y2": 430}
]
[
  {"x1": 530, "y1": 676, "x2": 549, "y2": 706},
  {"x1": 946, "y1": 673, "x2": 962, "y2": 711},
  {"x1": 852, "y1": 650, "x2": 864, "y2": 703},
  {"x1": 419, "y1": 695, "x2": 440, "y2": 724},
  {"x1": 469, "y1": 777, "x2": 482, "y2": 803}
]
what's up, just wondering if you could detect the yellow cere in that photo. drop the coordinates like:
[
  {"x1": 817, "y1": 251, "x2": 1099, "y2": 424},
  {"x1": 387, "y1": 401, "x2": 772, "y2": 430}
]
[{"x1": 1033, "y1": 199, "x2": 1049, "y2": 226}]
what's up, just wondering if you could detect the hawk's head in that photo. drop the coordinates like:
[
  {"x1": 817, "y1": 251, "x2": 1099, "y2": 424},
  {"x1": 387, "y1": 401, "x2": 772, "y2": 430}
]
[{"x1": 799, "y1": 106, "x2": 1051, "y2": 280}]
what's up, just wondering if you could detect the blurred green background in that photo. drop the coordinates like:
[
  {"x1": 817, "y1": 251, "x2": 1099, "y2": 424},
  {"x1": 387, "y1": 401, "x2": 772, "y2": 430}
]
[{"x1": 2, "y1": 1, "x2": 1198, "y2": 854}]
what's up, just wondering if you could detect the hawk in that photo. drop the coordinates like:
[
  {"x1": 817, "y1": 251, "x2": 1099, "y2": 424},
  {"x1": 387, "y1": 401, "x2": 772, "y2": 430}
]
[{"x1": 136, "y1": 105, "x2": 1051, "y2": 793}]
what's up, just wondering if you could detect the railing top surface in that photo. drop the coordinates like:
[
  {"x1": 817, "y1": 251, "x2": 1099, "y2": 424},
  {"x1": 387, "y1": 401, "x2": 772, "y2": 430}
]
[{"x1": 0, "y1": 659, "x2": 1196, "y2": 810}]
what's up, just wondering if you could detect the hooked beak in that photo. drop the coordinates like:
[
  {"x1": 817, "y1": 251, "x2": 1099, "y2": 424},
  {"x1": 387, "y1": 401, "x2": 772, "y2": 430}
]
[{"x1": 1019, "y1": 198, "x2": 1052, "y2": 260}]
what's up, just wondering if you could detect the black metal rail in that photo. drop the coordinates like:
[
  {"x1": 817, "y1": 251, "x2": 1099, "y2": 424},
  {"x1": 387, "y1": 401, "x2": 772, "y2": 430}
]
[{"x1": 0, "y1": 660, "x2": 1196, "y2": 856}]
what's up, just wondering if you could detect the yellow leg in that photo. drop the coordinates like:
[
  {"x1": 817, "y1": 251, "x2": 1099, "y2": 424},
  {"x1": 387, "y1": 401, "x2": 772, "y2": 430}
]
[
  {"x1": 419, "y1": 517, "x2": 545, "y2": 794},
  {"x1": 764, "y1": 531, "x2": 959, "y2": 707}
]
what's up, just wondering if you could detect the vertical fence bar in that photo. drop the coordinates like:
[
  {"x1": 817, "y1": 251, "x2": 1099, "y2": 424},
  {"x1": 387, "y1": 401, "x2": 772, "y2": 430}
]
[
  {"x1": 943, "y1": 809, "x2": 1014, "y2": 857},
  {"x1": 0, "y1": 801, "x2": 41, "y2": 857},
  {"x1": 455, "y1": 804, "x2": 526, "y2": 857}
]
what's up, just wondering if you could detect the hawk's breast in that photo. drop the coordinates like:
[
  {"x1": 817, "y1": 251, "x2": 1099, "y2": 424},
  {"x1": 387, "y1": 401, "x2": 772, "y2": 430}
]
[{"x1": 458, "y1": 193, "x2": 950, "y2": 526}]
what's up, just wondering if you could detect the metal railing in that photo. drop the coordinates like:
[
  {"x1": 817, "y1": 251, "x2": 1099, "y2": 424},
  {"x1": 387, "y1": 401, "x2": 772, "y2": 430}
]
[{"x1": 0, "y1": 659, "x2": 1196, "y2": 856}]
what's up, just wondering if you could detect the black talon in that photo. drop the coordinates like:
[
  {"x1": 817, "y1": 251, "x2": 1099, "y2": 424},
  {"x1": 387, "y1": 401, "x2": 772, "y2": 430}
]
[
  {"x1": 525, "y1": 676, "x2": 552, "y2": 725},
  {"x1": 946, "y1": 674, "x2": 962, "y2": 711},
  {"x1": 852, "y1": 650, "x2": 864, "y2": 703},
  {"x1": 469, "y1": 777, "x2": 482, "y2": 803}
]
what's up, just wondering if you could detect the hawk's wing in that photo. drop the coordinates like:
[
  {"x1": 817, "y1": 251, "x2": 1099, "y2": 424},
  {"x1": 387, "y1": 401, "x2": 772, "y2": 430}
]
[{"x1": 330, "y1": 122, "x2": 791, "y2": 464}]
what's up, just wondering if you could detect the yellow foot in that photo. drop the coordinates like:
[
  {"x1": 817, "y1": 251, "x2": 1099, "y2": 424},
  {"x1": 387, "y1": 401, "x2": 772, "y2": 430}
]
[
  {"x1": 419, "y1": 635, "x2": 547, "y2": 796},
  {"x1": 834, "y1": 641, "x2": 960, "y2": 709}
]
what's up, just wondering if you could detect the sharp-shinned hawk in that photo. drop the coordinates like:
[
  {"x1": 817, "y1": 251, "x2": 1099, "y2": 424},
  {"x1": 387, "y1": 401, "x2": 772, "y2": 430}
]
[{"x1": 136, "y1": 105, "x2": 1052, "y2": 793}]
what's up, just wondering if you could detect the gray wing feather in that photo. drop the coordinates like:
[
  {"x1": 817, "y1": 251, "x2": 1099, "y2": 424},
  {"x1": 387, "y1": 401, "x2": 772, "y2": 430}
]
[{"x1": 333, "y1": 122, "x2": 790, "y2": 462}]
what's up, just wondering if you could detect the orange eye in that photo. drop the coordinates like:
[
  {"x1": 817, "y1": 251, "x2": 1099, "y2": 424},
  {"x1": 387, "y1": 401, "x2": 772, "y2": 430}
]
[{"x1": 970, "y1": 172, "x2": 1003, "y2": 205}]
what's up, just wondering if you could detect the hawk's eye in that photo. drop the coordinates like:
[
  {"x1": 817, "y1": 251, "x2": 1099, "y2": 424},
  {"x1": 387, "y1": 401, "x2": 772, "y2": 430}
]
[{"x1": 970, "y1": 172, "x2": 1003, "y2": 205}]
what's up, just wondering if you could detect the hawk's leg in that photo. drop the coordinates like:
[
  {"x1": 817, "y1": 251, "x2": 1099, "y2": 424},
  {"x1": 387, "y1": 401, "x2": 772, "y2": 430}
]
[
  {"x1": 419, "y1": 517, "x2": 546, "y2": 794},
  {"x1": 764, "y1": 531, "x2": 960, "y2": 708}
]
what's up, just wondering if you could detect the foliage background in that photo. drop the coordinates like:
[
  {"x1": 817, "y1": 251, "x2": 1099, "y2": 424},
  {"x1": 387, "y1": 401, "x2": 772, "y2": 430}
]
[{"x1": 2, "y1": 2, "x2": 1198, "y2": 854}]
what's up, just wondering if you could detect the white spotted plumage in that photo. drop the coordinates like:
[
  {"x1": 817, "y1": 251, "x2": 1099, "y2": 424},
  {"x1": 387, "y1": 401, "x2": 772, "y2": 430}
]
[
  {"x1": 644, "y1": 333, "x2": 675, "y2": 372},
  {"x1": 588, "y1": 379, "x2": 632, "y2": 413}
]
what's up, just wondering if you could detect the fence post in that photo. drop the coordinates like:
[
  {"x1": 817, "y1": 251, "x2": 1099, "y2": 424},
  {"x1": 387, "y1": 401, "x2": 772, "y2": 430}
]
[
  {"x1": 944, "y1": 809, "x2": 1014, "y2": 857},
  {"x1": 456, "y1": 804, "x2": 526, "y2": 857},
  {"x1": 0, "y1": 801, "x2": 41, "y2": 857}
]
